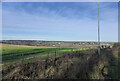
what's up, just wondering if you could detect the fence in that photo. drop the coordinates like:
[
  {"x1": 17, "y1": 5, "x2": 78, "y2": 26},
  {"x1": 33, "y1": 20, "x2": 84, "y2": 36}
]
[
  {"x1": 21, "y1": 48, "x2": 82, "y2": 64},
  {"x1": 3, "y1": 47, "x2": 93, "y2": 69}
]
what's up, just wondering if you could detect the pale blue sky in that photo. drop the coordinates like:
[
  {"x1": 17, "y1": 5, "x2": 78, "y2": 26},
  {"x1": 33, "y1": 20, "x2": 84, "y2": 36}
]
[{"x1": 2, "y1": 2, "x2": 118, "y2": 42}]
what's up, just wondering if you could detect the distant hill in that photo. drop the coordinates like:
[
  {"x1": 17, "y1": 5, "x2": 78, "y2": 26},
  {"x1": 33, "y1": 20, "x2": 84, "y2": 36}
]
[{"x1": 1, "y1": 40, "x2": 115, "y2": 48}]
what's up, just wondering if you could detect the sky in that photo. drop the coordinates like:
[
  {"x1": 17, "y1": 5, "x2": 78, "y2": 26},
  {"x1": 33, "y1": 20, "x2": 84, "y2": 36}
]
[
  {"x1": 2, "y1": 0, "x2": 120, "y2": 2},
  {"x1": 0, "y1": 3, "x2": 2, "y2": 40},
  {"x1": 2, "y1": 2, "x2": 118, "y2": 42}
]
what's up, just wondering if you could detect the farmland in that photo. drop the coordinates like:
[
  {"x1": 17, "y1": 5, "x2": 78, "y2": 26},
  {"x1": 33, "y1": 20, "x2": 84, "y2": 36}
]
[{"x1": 2, "y1": 44, "x2": 88, "y2": 67}]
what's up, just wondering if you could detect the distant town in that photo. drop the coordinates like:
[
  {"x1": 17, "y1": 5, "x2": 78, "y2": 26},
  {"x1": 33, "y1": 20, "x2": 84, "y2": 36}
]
[{"x1": 1, "y1": 40, "x2": 115, "y2": 49}]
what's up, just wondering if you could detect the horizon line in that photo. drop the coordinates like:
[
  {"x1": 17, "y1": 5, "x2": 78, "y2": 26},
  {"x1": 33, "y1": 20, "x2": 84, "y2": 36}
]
[{"x1": 1, "y1": 39, "x2": 117, "y2": 43}]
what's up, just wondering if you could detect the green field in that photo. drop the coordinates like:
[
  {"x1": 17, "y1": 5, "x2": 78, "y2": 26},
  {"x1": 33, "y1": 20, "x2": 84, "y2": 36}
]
[{"x1": 2, "y1": 44, "x2": 88, "y2": 66}]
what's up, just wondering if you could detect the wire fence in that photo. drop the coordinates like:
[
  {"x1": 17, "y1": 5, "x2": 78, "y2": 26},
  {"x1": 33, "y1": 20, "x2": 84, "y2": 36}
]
[
  {"x1": 2, "y1": 47, "x2": 99, "y2": 79},
  {"x1": 3, "y1": 47, "x2": 93, "y2": 69},
  {"x1": 20, "y1": 48, "x2": 92, "y2": 64}
]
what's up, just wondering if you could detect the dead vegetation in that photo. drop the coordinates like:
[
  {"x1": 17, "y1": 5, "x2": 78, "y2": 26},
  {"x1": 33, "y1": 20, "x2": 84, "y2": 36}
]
[{"x1": 2, "y1": 47, "x2": 119, "y2": 80}]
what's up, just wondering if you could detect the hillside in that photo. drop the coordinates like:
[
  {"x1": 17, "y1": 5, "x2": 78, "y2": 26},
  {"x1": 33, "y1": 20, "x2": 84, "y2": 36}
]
[
  {"x1": 1, "y1": 40, "x2": 114, "y2": 48},
  {"x1": 2, "y1": 46, "x2": 119, "y2": 79}
]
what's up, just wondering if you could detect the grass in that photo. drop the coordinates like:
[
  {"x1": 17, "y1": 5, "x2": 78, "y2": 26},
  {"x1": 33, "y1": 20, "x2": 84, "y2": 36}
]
[{"x1": 2, "y1": 44, "x2": 88, "y2": 67}]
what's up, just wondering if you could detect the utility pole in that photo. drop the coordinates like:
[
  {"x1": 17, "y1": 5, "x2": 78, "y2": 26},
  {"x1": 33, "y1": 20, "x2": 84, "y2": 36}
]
[{"x1": 98, "y1": 1, "x2": 100, "y2": 54}]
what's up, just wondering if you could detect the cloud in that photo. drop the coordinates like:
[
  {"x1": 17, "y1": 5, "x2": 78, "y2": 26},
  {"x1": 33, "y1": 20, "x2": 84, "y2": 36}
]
[
  {"x1": 2, "y1": 0, "x2": 120, "y2": 2},
  {"x1": 2, "y1": 2, "x2": 118, "y2": 42},
  {"x1": 0, "y1": 3, "x2": 2, "y2": 40}
]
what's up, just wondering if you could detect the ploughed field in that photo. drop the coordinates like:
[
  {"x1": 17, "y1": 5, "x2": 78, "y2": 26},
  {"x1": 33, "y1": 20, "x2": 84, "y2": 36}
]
[{"x1": 1, "y1": 44, "x2": 119, "y2": 79}]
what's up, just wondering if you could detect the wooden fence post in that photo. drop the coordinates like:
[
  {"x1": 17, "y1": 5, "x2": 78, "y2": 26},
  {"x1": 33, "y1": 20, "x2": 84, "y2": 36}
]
[
  {"x1": 54, "y1": 49, "x2": 56, "y2": 65},
  {"x1": 67, "y1": 55, "x2": 68, "y2": 71},
  {"x1": 55, "y1": 50, "x2": 56, "y2": 59},
  {"x1": 21, "y1": 53, "x2": 24, "y2": 64},
  {"x1": 48, "y1": 52, "x2": 49, "y2": 60}
]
